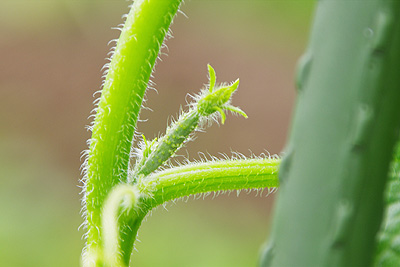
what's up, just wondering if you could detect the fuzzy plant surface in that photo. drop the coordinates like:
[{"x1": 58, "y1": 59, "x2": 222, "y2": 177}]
[
  {"x1": 374, "y1": 142, "x2": 400, "y2": 265},
  {"x1": 80, "y1": 1, "x2": 280, "y2": 266}
]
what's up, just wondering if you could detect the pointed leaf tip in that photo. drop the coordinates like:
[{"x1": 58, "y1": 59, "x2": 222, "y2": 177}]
[
  {"x1": 230, "y1": 79, "x2": 240, "y2": 91},
  {"x1": 208, "y1": 64, "x2": 216, "y2": 92},
  {"x1": 223, "y1": 105, "x2": 248, "y2": 119},
  {"x1": 215, "y1": 107, "x2": 226, "y2": 124}
]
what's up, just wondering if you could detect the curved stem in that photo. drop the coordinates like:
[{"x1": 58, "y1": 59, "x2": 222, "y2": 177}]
[
  {"x1": 83, "y1": 0, "x2": 183, "y2": 260},
  {"x1": 102, "y1": 185, "x2": 140, "y2": 267},
  {"x1": 101, "y1": 157, "x2": 279, "y2": 265},
  {"x1": 139, "y1": 158, "x2": 280, "y2": 208}
]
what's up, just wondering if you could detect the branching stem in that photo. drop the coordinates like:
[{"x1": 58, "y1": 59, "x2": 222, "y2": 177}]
[
  {"x1": 83, "y1": 1, "x2": 280, "y2": 266},
  {"x1": 99, "y1": 157, "x2": 280, "y2": 265},
  {"x1": 83, "y1": 0, "x2": 183, "y2": 258},
  {"x1": 102, "y1": 185, "x2": 140, "y2": 267}
]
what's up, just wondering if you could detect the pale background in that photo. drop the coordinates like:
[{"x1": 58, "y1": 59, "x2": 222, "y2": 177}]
[{"x1": 0, "y1": 0, "x2": 314, "y2": 266}]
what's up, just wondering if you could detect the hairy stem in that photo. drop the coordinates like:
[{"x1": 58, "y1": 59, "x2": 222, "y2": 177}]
[
  {"x1": 134, "y1": 111, "x2": 200, "y2": 178},
  {"x1": 103, "y1": 157, "x2": 279, "y2": 264},
  {"x1": 102, "y1": 185, "x2": 140, "y2": 267},
  {"x1": 83, "y1": 0, "x2": 183, "y2": 261},
  {"x1": 139, "y1": 158, "x2": 280, "y2": 207},
  {"x1": 132, "y1": 65, "x2": 246, "y2": 182}
]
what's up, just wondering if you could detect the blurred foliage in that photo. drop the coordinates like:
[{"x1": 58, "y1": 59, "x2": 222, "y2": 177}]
[
  {"x1": 374, "y1": 143, "x2": 400, "y2": 265},
  {"x1": 0, "y1": 0, "x2": 314, "y2": 266}
]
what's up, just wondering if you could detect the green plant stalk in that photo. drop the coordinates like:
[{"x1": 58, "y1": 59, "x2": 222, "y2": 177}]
[
  {"x1": 261, "y1": 1, "x2": 400, "y2": 266},
  {"x1": 102, "y1": 185, "x2": 140, "y2": 267},
  {"x1": 139, "y1": 158, "x2": 280, "y2": 207},
  {"x1": 134, "y1": 111, "x2": 200, "y2": 177},
  {"x1": 83, "y1": 0, "x2": 182, "y2": 260},
  {"x1": 83, "y1": 0, "x2": 282, "y2": 265},
  {"x1": 132, "y1": 65, "x2": 245, "y2": 180},
  {"x1": 113, "y1": 64, "x2": 248, "y2": 264},
  {"x1": 103, "y1": 158, "x2": 280, "y2": 265}
]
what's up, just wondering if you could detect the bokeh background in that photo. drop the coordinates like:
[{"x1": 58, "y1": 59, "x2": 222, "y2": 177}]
[{"x1": 0, "y1": 0, "x2": 314, "y2": 266}]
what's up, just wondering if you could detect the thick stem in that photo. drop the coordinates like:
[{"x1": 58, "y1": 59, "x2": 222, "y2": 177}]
[
  {"x1": 83, "y1": 0, "x2": 183, "y2": 260},
  {"x1": 261, "y1": 1, "x2": 400, "y2": 266}
]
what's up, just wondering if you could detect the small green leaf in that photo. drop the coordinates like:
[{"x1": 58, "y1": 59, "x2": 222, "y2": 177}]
[{"x1": 208, "y1": 64, "x2": 216, "y2": 92}]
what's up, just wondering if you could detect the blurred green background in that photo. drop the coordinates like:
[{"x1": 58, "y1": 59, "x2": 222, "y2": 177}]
[{"x1": 0, "y1": 0, "x2": 314, "y2": 266}]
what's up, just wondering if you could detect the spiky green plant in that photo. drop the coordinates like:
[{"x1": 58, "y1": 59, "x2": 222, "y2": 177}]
[
  {"x1": 81, "y1": 1, "x2": 400, "y2": 266},
  {"x1": 81, "y1": 1, "x2": 279, "y2": 266}
]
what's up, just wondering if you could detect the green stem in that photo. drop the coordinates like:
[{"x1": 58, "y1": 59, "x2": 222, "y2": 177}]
[
  {"x1": 102, "y1": 185, "x2": 140, "y2": 267},
  {"x1": 104, "y1": 157, "x2": 279, "y2": 265},
  {"x1": 139, "y1": 158, "x2": 280, "y2": 207},
  {"x1": 134, "y1": 110, "x2": 200, "y2": 178},
  {"x1": 262, "y1": 1, "x2": 400, "y2": 266},
  {"x1": 83, "y1": 0, "x2": 183, "y2": 261},
  {"x1": 132, "y1": 65, "x2": 246, "y2": 182}
]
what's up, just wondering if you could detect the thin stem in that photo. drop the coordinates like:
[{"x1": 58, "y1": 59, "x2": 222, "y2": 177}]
[
  {"x1": 139, "y1": 158, "x2": 280, "y2": 208},
  {"x1": 134, "y1": 110, "x2": 200, "y2": 178},
  {"x1": 102, "y1": 185, "x2": 139, "y2": 267},
  {"x1": 132, "y1": 65, "x2": 246, "y2": 182}
]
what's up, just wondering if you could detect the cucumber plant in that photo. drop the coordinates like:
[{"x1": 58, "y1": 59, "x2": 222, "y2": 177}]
[
  {"x1": 81, "y1": 1, "x2": 400, "y2": 266},
  {"x1": 81, "y1": 1, "x2": 279, "y2": 266}
]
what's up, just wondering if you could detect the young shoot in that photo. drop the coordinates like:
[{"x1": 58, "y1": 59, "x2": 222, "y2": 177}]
[
  {"x1": 82, "y1": 1, "x2": 281, "y2": 266},
  {"x1": 131, "y1": 65, "x2": 247, "y2": 182}
]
